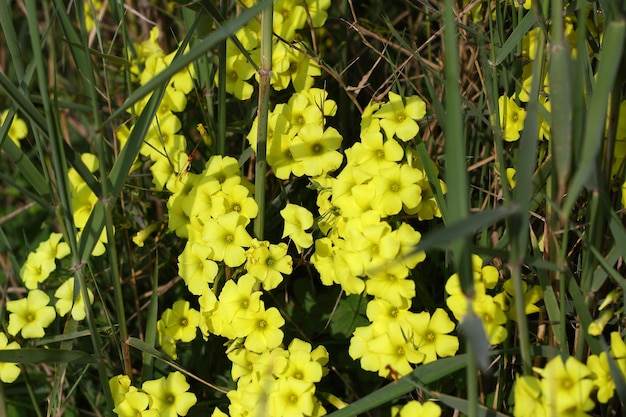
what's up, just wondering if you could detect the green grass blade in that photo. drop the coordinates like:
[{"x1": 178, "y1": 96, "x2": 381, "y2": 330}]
[
  {"x1": 411, "y1": 207, "x2": 517, "y2": 254},
  {"x1": 494, "y1": 11, "x2": 537, "y2": 65},
  {"x1": 0, "y1": 349, "x2": 95, "y2": 364},
  {"x1": 425, "y1": 391, "x2": 509, "y2": 417},
  {"x1": 441, "y1": 0, "x2": 473, "y2": 296},
  {"x1": 127, "y1": 337, "x2": 230, "y2": 393},
  {"x1": 77, "y1": 201, "x2": 106, "y2": 264},
  {"x1": 0, "y1": 0, "x2": 25, "y2": 78},
  {"x1": 508, "y1": 23, "x2": 545, "y2": 375},
  {"x1": 324, "y1": 354, "x2": 468, "y2": 417},
  {"x1": 0, "y1": 71, "x2": 48, "y2": 133},
  {"x1": 0, "y1": 121, "x2": 50, "y2": 199},
  {"x1": 141, "y1": 255, "x2": 161, "y2": 382},
  {"x1": 416, "y1": 142, "x2": 449, "y2": 222},
  {"x1": 548, "y1": 0, "x2": 572, "y2": 196},
  {"x1": 562, "y1": 18, "x2": 625, "y2": 218}
]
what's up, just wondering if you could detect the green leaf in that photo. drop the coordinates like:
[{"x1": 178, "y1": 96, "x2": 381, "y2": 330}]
[
  {"x1": 427, "y1": 391, "x2": 510, "y2": 417},
  {"x1": 562, "y1": 18, "x2": 625, "y2": 218},
  {"x1": 0, "y1": 349, "x2": 95, "y2": 364},
  {"x1": 0, "y1": 123, "x2": 50, "y2": 199},
  {"x1": 330, "y1": 294, "x2": 368, "y2": 338},
  {"x1": 411, "y1": 207, "x2": 518, "y2": 254},
  {"x1": 494, "y1": 11, "x2": 537, "y2": 65},
  {"x1": 324, "y1": 355, "x2": 468, "y2": 417}
]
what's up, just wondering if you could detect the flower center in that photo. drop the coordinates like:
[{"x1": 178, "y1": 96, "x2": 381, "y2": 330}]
[
  {"x1": 167, "y1": 394, "x2": 176, "y2": 404},
  {"x1": 390, "y1": 183, "x2": 400, "y2": 192},
  {"x1": 289, "y1": 393, "x2": 298, "y2": 404},
  {"x1": 259, "y1": 319, "x2": 267, "y2": 328},
  {"x1": 427, "y1": 332, "x2": 435, "y2": 341},
  {"x1": 226, "y1": 234, "x2": 234, "y2": 243},
  {"x1": 230, "y1": 71, "x2": 238, "y2": 81},
  {"x1": 180, "y1": 318, "x2": 188, "y2": 326}
]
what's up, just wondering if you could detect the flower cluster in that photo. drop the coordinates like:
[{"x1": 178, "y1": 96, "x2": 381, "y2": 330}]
[
  {"x1": 224, "y1": 338, "x2": 329, "y2": 417},
  {"x1": 20, "y1": 232, "x2": 69, "y2": 290},
  {"x1": 151, "y1": 151, "x2": 329, "y2": 417},
  {"x1": 110, "y1": 372, "x2": 197, "y2": 417},
  {"x1": 349, "y1": 301, "x2": 458, "y2": 378},
  {"x1": 445, "y1": 254, "x2": 542, "y2": 345},
  {"x1": 217, "y1": 0, "x2": 329, "y2": 99},
  {"x1": 513, "y1": 353, "x2": 605, "y2": 417},
  {"x1": 117, "y1": 26, "x2": 197, "y2": 192}
]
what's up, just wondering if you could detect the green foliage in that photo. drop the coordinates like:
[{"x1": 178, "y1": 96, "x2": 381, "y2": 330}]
[{"x1": 2, "y1": 1, "x2": 626, "y2": 417}]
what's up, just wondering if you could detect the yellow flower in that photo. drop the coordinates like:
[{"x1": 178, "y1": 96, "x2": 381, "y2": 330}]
[
  {"x1": 241, "y1": 306, "x2": 285, "y2": 353},
  {"x1": 370, "y1": 164, "x2": 424, "y2": 216},
  {"x1": 7, "y1": 289, "x2": 56, "y2": 339},
  {"x1": 513, "y1": 374, "x2": 545, "y2": 417},
  {"x1": 411, "y1": 308, "x2": 459, "y2": 364},
  {"x1": 216, "y1": 274, "x2": 263, "y2": 338},
  {"x1": 497, "y1": 95, "x2": 526, "y2": 142},
  {"x1": 268, "y1": 377, "x2": 316, "y2": 417},
  {"x1": 586, "y1": 352, "x2": 615, "y2": 403},
  {"x1": 201, "y1": 212, "x2": 253, "y2": 267},
  {"x1": 506, "y1": 167, "x2": 517, "y2": 189},
  {"x1": 218, "y1": 54, "x2": 256, "y2": 100},
  {"x1": 533, "y1": 356, "x2": 595, "y2": 415},
  {"x1": 289, "y1": 124, "x2": 344, "y2": 177},
  {"x1": 20, "y1": 250, "x2": 57, "y2": 290},
  {"x1": 177, "y1": 242, "x2": 219, "y2": 295},
  {"x1": 392, "y1": 400, "x2": 442, "y2": 417},
  {"x1": 280, "y1": 204, "x2": 314, "y2": 252},
  {"x1": 0, "y1": 110, "x2": 28, "y2": 147},
  {"x1": 372, "y1": 92, "x2": 426, "y2": 141},
  {"x1": 347, "y1": 130, "x2": 404, "y2": 173},
  {"x1": 160, "y1": 300, "x2": 201, "y2": 343},
  {"x1": 141, "y1": 371, "x2": 197, "y2": 417},
  {"x1": 245, "y1": 241, "x2": 293, "y2": 290},
  {"x1": 273, "y1": 0, "x2": 308, "y2": 41},
  {"x1": 275, "y1": 45, "x2": 321, "y2": 92},
  {"x1": 0, "y1": 332, "x2": 21, "y2": 383},
  {"x1": 54, "y1": 278, "x2": 95, "y2": 321},
  {"x1": 368, "y1": 323, "x2": 424, "y2": 377}
]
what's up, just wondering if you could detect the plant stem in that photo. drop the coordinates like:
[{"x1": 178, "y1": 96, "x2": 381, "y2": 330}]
[
  {"x1": 218, "y1": 0, "x2": 228, "y2": 155},
  {"x1": 254, "y1": 3, "x2": 272, "y2": 240}
]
